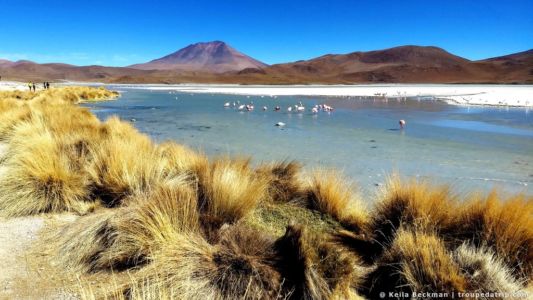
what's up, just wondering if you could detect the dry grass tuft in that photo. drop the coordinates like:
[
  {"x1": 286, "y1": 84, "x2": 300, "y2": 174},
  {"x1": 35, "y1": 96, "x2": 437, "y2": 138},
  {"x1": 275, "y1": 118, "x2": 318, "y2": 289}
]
[
  {"x1": 447, "y1": 192, "x2": 533, "y2": 279},
  {"x1": 87, "y1": 119, "x2": 157, "y2": 206},
  {"x1": 0, "y1": 86, "x2": 118, "y2": 104},
  {"x1": 273, "y1": 224, "x2": 366, "y2": 299},
  {"x1": 304, "y1": 169, "x2": 370, "y2": 233},
  {"x1": 47, "y1": 210, "x2": 122, "y2": 272},
  {"x1": 453, "y1": 243, "x2": 525, "y2": 295},
  {"x1": 210, "y1": 224, "x2": 284, "y2": 298},
  {"x1": 157, "y1": 141, "x2": 209, "y2": 179},
  {"x1": 363, "y1": 229, "x2": 467, "y2": 298},
  {"x1": 47, "y1": 178, "x2": 198, "y2": 273},
  {"x1": 0, "y1": 102, "x2": 32, "y2": 141},
  {"x1": 0, "y1": 128, "x2": 96, "y2": 216},
  {"x1": 125, "y1": 225, "x2": 283, "y2": 299},
  {"x1": 363, "y1": 175, "x2": 457, "y2": 257},
  {"x1": 257, "y1": 160, "x2": 304, "y2": 203},
  {"x1": 198, "y1": 157, "x2": 269, "y2": 229}
]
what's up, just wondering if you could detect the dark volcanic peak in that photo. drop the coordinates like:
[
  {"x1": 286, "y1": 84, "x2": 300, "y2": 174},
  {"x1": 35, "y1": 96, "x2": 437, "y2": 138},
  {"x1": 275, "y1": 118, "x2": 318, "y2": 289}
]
[{"x1": 130, "y1": 41, "x2": 267, "y2": 73}]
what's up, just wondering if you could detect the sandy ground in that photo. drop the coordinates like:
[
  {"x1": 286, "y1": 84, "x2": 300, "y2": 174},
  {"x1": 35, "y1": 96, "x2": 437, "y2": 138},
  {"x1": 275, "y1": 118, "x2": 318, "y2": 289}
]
[{"x1": 0, "y1": 216, "x2": 45, "y2": 297}]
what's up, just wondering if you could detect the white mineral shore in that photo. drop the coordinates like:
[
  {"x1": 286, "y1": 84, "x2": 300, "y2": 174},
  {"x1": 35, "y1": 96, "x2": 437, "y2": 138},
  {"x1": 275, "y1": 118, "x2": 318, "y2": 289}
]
[
  {"x1": 134, "y1": 84, "x2": 533, "y2": 107},
  {"x1": 0, "y1": 81, "x2": 28, "y2": 91},
  {"x1": 2, "y1": 81, "x2": 533, "y2": 107}
]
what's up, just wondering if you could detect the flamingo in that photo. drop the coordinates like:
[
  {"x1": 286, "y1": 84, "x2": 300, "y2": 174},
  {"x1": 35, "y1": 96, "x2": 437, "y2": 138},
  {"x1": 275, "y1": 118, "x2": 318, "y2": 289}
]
[
  {"x1": 399, "y1": 119, "x2": 406, "y2": 129},
  {"x1": 287, "y1": 106, "x2": 293, "y2": 112},
  {"x1": 297, "y1": 106, "x2": 305, "y2": 112},
  {"x1": 311, "y1": 107, "x2": 318, "y2": 114},
  {"x1": 263, "y1": 106, "x2": 268, "y2": 111},
  {"x1": 274, "y1": 106, "x2": 281, "y2": 111},
  {"x1": 275, "y1": 122, "x2": 286, "y2": 127},
  {"x1": 238, "y1": 105, "x2": 245, "y2": 111},
  {"x1": 224, "y1": 102, "x2": 230, "y2": 108}
]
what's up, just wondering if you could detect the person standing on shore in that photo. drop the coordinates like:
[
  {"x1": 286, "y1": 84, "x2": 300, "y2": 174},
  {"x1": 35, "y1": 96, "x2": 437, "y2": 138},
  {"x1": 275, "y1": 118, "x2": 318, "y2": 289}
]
[
  {"x1": 32, "y1": 82, "x2": 36, "y2": 92},
  {"x1": 28, "y1": 82, "x2": 32, "y2": 92}
]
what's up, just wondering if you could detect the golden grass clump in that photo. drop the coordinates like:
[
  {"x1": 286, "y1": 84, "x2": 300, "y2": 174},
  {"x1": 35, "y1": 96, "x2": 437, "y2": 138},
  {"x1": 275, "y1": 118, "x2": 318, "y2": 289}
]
[
  {"x1": 304, "y1": 169, "x2": 370, "y2": 233},
  {"x1": 87, "y1": 122, "x2": 156, "y2": 206},
  {"x1": 0, "y1": 86, "x2": 118, "y2": 104},
  {"x1": 256, "y1": 160, "x2": 304, "y2": 203},
  {"x1": 448, "y1": 192, "x2": 533, "y2": 279},
  {"x1": 156, "y1": 141, "x2": 209, "y2": 180},
  {"x1": 48, "y1": 210, "x2": 121, "y2": 272},
  {"x1": 126, "y1": 223, "x2": 367, "y2": 300},
  {"x1": 363, "y1": 229, "x2": 467, "y2": 299},
  {"x1": 273, "y1": 224, "x2": 367, "y2": 299},
  {"x1": 0, "y1": 104, "x2": 107, "y2": 216},
  {"x1": 364, "y1": 176, "x2": 457, "y2": 254},
  {"x1": 453, "y1": 243, "x2": 525, "y2": 295},
  {"x1": 48, "y1": 179, "x2": 199, "y2": 273},
  {"x1": 0, "y1": 102, "x2": 31, "y2": 140},
  {"x1": 127, "y1": 232, "x2": 218, "y2": 299},
  {"x1": 120, "y1": 225, "x2": 281, "y2": 299},
  {"x1": 198, "y1": 157, "x2": 269, "y2": 228},
  {"x1": 209, "y1": 225, "x2": 283, "y2": 298},
  {"x1": 0, "y1": 128, "x2": 96, "y2": 216}
]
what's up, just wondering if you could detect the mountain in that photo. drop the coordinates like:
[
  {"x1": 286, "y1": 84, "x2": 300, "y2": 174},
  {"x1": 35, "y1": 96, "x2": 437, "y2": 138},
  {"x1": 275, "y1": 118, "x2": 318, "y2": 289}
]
[
  {"x1": 481, "y1": 49, "x2": 533, "y2": 63},
  {"x1": 129, "y1": 41, "x2": 267, "y2": 73},
  {"x1": 0, "y1": 44, "x2": 531, "y2": 84},
  {"x1": 257, "y1": 46, "x2": 469, "y2": 83},
  {"x1": 0, "y1": 59, "x2": 14, "y2": 67},
  {"x1": 243, "y1": 45, "x2": 532, "y2": 84}
]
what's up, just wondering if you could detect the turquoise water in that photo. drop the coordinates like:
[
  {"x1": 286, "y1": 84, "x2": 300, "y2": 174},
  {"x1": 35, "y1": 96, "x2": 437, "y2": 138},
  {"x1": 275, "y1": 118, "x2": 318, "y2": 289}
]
[{"x1": 83, "y1": 87, "x2": 533, "y2": 198}]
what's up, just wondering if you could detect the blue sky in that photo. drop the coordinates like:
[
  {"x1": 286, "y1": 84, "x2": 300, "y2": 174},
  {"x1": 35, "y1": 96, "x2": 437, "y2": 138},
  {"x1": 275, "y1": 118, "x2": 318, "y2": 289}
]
[{"x1": 0, "y1": 0, "x2": 531, "y2": 66}]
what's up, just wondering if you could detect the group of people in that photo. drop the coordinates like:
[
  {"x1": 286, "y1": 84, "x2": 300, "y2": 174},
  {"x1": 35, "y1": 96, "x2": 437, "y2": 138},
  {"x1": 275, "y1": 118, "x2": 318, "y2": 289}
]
[{"x1": 27, "y1": 81, "x2": 51, "y2": 92}]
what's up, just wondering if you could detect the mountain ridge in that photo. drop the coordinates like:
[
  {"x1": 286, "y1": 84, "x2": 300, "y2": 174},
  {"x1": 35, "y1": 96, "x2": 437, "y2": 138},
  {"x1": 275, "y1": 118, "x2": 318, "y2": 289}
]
[{"x1": 0, "y1": 43, "x2": 531, "y2": 84}]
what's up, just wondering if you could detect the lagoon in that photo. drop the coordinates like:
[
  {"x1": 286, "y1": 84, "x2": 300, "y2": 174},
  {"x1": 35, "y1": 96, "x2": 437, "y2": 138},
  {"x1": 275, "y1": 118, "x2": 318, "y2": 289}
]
[{"x1": 83, "y1": 86, "x2": 533, "y2": 197}]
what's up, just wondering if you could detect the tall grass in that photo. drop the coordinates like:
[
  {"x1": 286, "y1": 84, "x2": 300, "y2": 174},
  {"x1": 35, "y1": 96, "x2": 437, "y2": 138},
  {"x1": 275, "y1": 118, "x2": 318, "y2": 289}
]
[
  {"x1": 198, "y1": 157, "x2": 269, "y2": 229},
  {"x1": 257, "y1": 160, "x2": 304, "y2": 203},
  {"x1": 47, "y1": 177, "x2": 198, "y2": 273},
  {"x1": 362, "y1": 229, "x2": 467, "y2": 298},
  {"x1": 448, "y1": 192, "x2": 533, "y2": 279},
  {"x1": 304, "y1": 169, "x2": 369, "y2": 233},
  {"x1": 0, "y1": 117, "x2": 96, "y2": 216}
]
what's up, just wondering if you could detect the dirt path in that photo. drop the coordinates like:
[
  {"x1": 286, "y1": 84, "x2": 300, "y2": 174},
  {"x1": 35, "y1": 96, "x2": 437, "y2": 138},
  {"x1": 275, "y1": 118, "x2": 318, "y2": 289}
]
[
  {"x1": 0, "y1": 216, "x2": 45, "y2": 298},
  {"x1": 0, "y1": 143, "x2": 46, "y2": 299}
]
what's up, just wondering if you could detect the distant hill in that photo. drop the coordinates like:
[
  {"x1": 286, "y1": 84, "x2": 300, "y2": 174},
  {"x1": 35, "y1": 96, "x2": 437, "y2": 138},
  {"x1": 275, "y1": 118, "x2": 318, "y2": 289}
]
[
  {"x1": 129, "y1": 41, "x2": 267, "y2": 73},
  {"x1": 255, "y1": 45, "x2": 533, "y2": 84},
  {"x1": 0, "y1": 43, "x2": 531, "y2": 84}
]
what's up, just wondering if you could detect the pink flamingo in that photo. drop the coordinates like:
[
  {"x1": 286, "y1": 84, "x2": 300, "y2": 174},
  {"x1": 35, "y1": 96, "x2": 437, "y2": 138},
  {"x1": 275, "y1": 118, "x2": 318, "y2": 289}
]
[{"x1": 399, "y1": 119, "x2": 406, "y2": 129}]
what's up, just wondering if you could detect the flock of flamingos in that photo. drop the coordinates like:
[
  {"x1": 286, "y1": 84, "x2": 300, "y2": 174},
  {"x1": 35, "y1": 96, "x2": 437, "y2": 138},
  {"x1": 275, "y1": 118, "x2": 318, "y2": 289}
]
[
  {"x1": 223, "y1": 100, "x2": 335, "y2": 113},
  {"x1": 222, "y1": 99, "x2": 406, "y2": 128}
]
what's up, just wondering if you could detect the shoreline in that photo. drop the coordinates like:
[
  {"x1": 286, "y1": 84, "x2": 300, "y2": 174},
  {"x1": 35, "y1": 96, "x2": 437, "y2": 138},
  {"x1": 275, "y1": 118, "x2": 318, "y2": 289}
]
[
  {"x1": 2, "y1": 81, "x2": 533, "y2": 107},
  {"x1": 137, "y1": 84, "x2": 533, "y2": 108}
]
